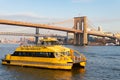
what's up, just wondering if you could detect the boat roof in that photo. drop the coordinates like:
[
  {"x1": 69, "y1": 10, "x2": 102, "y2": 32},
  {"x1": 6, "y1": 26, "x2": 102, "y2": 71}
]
[
  {"x1": 15, "y1": 45, "x2": 70, "y2": 53},
  {"x1": 40, "y1": 37, "x2": 58, "y2": 42}
]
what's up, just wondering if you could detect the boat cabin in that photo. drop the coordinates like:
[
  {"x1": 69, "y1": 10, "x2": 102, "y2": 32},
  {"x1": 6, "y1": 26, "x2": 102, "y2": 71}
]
[{"x1": 40, "y1": 37, "x2": 60, "y2": 46}]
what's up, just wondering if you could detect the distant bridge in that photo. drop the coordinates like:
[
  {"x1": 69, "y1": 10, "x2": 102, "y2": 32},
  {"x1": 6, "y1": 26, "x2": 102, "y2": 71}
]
[{"x1": 0, "y1": 32, "x2": 66, "y2": 38}]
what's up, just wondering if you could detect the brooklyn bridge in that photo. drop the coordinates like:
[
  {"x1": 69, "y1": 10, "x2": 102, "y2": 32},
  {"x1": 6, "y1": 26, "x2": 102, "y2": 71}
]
[{"x1": 0, "y1": 16, "x2": 119, "y2": 46}]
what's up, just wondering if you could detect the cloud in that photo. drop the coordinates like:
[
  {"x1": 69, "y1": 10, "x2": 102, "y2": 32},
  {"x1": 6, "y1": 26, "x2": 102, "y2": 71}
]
[
  {"x1": 0, "y1": 12, "x2": 52, "y2": 19},
  {"x1": 92, "y1": 18, "x2": 120, "y2": 23},
  {"x1": 0, "y1": 13, "x2": 72, "y2": 34},
  {"x1": 72, "y1": 0, "x2": 94, "y2": 3},
  {"x1": 0, "y1": 12, "x2": 73, "y2": 26}
]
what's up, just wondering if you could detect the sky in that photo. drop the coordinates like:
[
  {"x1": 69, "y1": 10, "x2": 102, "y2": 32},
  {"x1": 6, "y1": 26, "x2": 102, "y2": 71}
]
[{"x1": 0, "y1": 0, "x2": 120, "y2": 34}]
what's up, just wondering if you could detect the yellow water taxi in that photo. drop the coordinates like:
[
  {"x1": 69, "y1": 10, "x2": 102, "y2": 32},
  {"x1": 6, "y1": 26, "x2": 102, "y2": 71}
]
[{"x1": 2, "y1": 37, "x2": 86, "y2": 70}]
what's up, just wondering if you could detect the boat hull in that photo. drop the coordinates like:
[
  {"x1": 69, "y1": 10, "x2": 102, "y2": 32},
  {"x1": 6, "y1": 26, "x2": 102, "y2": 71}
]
[
  {"x1": 2, "y1": 59, "x2": 73, "y2": 70},
  {"x1": 73, "y1": 61, "x2": 86, "y2": 68}
]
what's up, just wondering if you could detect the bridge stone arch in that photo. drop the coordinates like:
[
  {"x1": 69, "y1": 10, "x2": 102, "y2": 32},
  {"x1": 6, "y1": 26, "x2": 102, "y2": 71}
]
[{"x1": 73, "y1": 16, "x2": 88, "y2": 46}]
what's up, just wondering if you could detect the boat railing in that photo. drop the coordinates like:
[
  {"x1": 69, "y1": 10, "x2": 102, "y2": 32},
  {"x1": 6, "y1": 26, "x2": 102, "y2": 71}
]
[
  {"x1": 73, "y1": 54, "x2": 86, "y2": 63},
  {"x1": 72, "y1": 50, "x2": 86, "y2": 63},
  {"x1": 73, "y1": 56, "x2": 80, "y2": 63}
]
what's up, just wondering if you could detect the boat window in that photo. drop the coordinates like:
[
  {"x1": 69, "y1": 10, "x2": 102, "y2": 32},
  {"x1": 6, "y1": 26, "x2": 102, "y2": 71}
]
[
  {"x1": 48, "y1": 42, "x2": 51, "y2": 45},
  {"x1": 35, "y1": 52, "x2": 40, "y2": 57},
  {"x1": 51, "y1": 41, "x2": 59, "y2": 45},
  {"x1": 61, "y1": 52, "x2": 65, "y2": 55},
  {"x1": 48, "y1": 52, "x2": 54, "y2": 58},
  {"x1": 54, "y1": 52, "x2": 61, "y2": 58},
  {"x1": 12, "y1": 52, "x2": 18, "y2": 56},
  {"x1": 41, "y1": 41, "x2": 59, "y2": 45},
  {"x1": 66, "y1": 51, "x2": 70, "y2": 56},
  {"x1": 12, "y1": 51, "x2": 55, "y2": 58},
  {"x1": 61, "y1": 51, "x2": 70, "y2": 56}
]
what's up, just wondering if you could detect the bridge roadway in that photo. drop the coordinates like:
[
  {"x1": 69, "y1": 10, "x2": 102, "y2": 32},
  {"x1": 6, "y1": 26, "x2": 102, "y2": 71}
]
[
  {"x1": 88, "y1": 31, "x2": 117, "y2": 39},
  {"x1": 0, "y1": 19, "x2": 82, "y2": 33},
  {"x1": 0, "y1": 19, "x2": 118, "y2": 39}
]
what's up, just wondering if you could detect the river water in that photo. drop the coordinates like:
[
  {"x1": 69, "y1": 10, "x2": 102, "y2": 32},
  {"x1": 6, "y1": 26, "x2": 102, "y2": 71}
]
[{"x1": 0, "y1": 44, "x2": 120, "y2": 80}]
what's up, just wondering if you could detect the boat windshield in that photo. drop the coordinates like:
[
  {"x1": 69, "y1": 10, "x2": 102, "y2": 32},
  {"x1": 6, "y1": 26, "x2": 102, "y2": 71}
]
[
  {"x1": 74, "y1": 50, "x2": 81, "y2": 57},
  {"x1": 54, "y1": 51, "x2": 70, "y2": 58},
  {"x1": 41, "y1": 41, "x2": 59, "y2": 45},
  {"x1": 61, "y1": 52, "x2": 70, "y2": 56}
]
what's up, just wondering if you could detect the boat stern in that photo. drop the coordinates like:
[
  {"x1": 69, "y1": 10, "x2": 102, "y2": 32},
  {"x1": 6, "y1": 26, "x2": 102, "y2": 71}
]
[
  {"x1": 80, "y1": 61, "x2": 86, "y2": 67},
  {"x1": 71, "y1": 50, "x2": 87, "y2": 68},
  {"x1": 2, "y1": 54, "x2": 11, "y2": 65}
]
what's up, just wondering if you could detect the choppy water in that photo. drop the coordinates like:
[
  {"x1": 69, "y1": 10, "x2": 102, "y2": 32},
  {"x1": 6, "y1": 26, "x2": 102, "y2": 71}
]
[{"x1": 0, "y1": 44, "x2": 120, "y2": 80}]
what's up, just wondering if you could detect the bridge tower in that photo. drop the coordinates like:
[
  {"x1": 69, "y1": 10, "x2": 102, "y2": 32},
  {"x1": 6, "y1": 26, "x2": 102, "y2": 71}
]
[
  {"x1": 73, "y1": 16, "x2": 88, "y2": 46},
  {"x1": 35, "y1": 28, "x2": 39, "y2": 44},
  {"x1": 98, "y1": 26, "x2": 102, "y2": 32}
]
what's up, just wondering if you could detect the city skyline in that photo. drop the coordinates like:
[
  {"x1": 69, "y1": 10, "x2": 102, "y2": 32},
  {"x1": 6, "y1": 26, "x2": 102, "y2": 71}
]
[{"x1": 0, "y1": 0, "x2": 120, "y2": 33}]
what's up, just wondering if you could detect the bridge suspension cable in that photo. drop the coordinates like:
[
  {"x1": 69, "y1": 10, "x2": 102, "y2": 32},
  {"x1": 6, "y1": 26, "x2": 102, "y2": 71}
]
[
  {"x1": 47, "y1": 18, "x2": 73, "y2": 25},
  {"x1": 87, "y1": 19, "x2": 98, "y2": 31}
]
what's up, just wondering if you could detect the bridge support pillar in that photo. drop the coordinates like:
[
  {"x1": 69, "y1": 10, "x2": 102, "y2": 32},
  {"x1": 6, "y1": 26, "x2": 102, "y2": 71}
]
[
  {"x1": 102, "y1": 37, "x2": 106, "y2": 45},
  {"x1": 115, "y1": 39, "x2": 120, "y2": 45},
  {"x1": 66, "y1": 32, "x2": 69, "y2": 44},
  {"x1": 119, "y1": 40, "x2": 120, "y2": 46},
  {"x1": 83, "y1": 16, "x2": 88, "y2": 46},
  {"x1": 74, "y1": 33, "x2": 80, "y2": 45},
  {"x1": 35, "y1": 28, "x2": 39, "y2": 45},
  {"x1": 73, "y1": 16, "x2": 88, "y2": 46}
]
